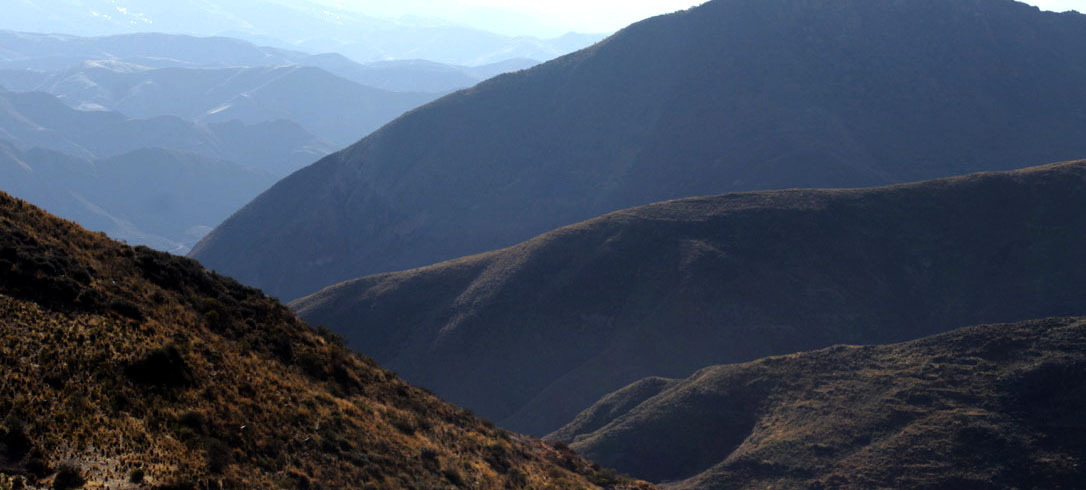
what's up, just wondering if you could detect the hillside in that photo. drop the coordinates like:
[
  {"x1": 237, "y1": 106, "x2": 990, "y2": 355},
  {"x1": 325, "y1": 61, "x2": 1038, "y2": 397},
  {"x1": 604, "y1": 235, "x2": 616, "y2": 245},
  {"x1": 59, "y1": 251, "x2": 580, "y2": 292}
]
[
  {"x1": 193, "y1": 0, "x2": 1086, "y2": 301},
  {"x1": 550, "y1": 317, "x2": 1086, "y2": 488},
  {"x1": 291, "y1": 161, "x2": 1086, "y2": 435},
  {"x1": 0, "y1": 190, "x2": 650, "y2": 488}
]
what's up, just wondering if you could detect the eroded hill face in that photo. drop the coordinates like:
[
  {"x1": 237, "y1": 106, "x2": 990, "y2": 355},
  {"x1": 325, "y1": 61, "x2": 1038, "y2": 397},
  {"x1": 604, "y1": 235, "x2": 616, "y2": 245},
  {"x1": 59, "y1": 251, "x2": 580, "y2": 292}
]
[
  {"x1": 291, "y1": 161, "x2": 1086, "y2": 436},
  {"x1": 0, "y1": 192, "x2": 647, "y2": 489},
  {"x1": 192, "y1": 0, "x2": 1086, "y2": 302},
  {"x1": 552, "y1": 317, "x2": 1086, "y2": 488}
]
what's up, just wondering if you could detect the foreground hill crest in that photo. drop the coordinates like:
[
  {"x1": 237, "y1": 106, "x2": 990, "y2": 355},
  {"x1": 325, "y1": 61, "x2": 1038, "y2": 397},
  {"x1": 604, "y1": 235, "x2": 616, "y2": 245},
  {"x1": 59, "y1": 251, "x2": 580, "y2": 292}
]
[{"x1": 0, "y1": 191, "x2": 647, "y2": 488}]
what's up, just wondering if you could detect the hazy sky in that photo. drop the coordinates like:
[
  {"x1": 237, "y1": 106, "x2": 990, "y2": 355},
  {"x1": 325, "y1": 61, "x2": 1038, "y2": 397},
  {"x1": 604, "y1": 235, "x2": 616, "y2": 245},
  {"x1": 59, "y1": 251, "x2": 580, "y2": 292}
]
[{"x1": 323, "y1": 0, "x2": 1085, "y2": 36}]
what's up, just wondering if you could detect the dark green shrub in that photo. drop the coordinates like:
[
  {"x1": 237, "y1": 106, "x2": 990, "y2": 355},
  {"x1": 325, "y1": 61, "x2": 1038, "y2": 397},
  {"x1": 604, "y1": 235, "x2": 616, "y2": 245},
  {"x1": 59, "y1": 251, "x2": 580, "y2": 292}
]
[
  {"x1": 52, "y1": 462, "x2": 84, "y2": 489},
  {"x1": 443, "y1": 468, "x2": 466, "y2": 487},
  {"x1": 125, "y1": 344, "x2": 193, "y2": 388},
  {"x1": 27, "y1": 448, "x2": 49, "y2": 479},
  {"x1": 129, "y1": 468, "x2": 145, "y2": 484},
  {"x1": 109, "y1": 299, "x2": 144, "y2": 321},
  {"x1": 205, "y1": 437, "x2": 232, "y2": 474},
  {"x1": 1, "y1": 417, "x2": 32, "y2": 460}
]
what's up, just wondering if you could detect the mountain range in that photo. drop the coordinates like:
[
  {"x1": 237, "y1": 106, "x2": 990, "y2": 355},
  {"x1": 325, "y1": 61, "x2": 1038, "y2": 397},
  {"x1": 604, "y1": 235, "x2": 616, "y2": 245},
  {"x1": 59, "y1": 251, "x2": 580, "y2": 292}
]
[
  {"x1": 191, "y1": 0, "x2": 1086, "y2": 302},
  {"x1": 292, "y1": 161, "x2": 1086, "y2": 435},
  {"x1": 0, "y1": 1, "x2": 603, "y2": 66},
  {"x1": 0, "y1": 30, "x2": 539, "y2": 94},
  {"x1": 551, "y1": 316, "x2": 1086, "y2": 488},
  {"x1": 0, "y1": 189, "x2": 648, "y2": 488},
  {"x1": 0, "y1": 30, "x2": 533, "y2": 253},
  {"x1": 3, "y1": 0, "x2": 1086, "y2": 488},
  {"x1": 0, "y1": 142, "x2": 277, "y2": 253},
  {"x1": 0, "y1": 89, "x2": 331, "y2": 174}
]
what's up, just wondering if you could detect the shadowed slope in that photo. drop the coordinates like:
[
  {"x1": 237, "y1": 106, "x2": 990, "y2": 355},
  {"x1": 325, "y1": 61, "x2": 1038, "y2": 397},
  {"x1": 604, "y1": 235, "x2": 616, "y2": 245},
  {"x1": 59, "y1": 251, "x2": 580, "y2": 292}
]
[
  {"x1": 292, "y1": 161, "x2": 1086, "y2": 435},
  {"x1": 194, "y1": 0, "x2": 1086, "y2": 301},
  {"x1": 552, "y1": 317, "x2": 1086, "y2": 488},
  {"x1": 0, "y1": 191, "x2": 649, "y2": 489}
]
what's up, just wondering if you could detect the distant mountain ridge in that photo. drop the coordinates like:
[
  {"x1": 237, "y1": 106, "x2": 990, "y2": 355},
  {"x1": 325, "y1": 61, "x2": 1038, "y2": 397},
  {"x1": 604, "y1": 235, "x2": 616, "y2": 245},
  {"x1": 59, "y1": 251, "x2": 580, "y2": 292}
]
[
  {"x1": 0, "y1": 30, "x2": 539, "y2": 93},
  {"x1": 0, "y1": 89, "x2": 326, "y2": 252},
  {"x1": 0, "y1": 142, "x2": 278, "y2": 253},
  {"x1": 291, "y1": 161, "x2": 1086, "y2": 435},
  {"x1": 18, "y1": 63, "x2": 436, "y2": 148},
  {"x1": 0, "y1": 2, "x2": 603, "y2": 66},
  {"x1": 0, "y1": 90, "x2": 329, "y2": 175},
  {"x1": 193, "y1": 0, "x2": 1086, "y2": 301},
  {"x1": 551, "y1": 316, "x2": 1086, "y2": 488}
]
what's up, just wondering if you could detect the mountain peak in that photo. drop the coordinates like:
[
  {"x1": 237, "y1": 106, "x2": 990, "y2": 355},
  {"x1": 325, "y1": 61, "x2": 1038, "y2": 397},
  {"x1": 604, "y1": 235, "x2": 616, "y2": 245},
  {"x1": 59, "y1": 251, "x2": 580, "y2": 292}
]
[{"x1": 191, "y1": 0, "x2": 1086, "y2": 301}]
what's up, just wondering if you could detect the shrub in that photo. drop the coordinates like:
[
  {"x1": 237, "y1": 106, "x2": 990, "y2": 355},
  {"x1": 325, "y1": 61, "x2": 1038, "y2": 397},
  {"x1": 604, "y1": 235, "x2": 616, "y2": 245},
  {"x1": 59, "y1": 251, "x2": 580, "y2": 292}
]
[
  {"x1": 128, "y1": 468, "x2": 145, "y2": 484},
  {"x1": 313, "y1": 325, "x2": 346, "y2": 347},
  {"x1": 1, "y1": 418, "x2": 32, "y2": 459},
  {"x1": 109, "y1": 299, "x2": 144, "y2": 321},
  {"x1": 52, "y1": 462, "x2": 84, "y2": 489},
  {"x1": 205, "y1": 437, "x2": 232, "y2": 474},
  {"x1": 125, "y1": 344, "x2": 193, "y2": 388},
  {"x1": 389, "y1": 412, "x2": 417, "y2": 435},
  {"x1": 443, "y1": 468, "x2": 466, "y2": 487},
  {"x1": 26, "y1": 448, "x2": 49, "y2": 479}
]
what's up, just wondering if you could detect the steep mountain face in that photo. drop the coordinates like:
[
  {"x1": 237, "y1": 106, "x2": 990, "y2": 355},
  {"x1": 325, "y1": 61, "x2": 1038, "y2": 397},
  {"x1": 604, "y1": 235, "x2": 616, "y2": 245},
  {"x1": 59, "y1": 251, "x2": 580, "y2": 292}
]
[
  {"x1": 291, "y1": 161, "x2": 1086, "y2": 435},
  {"x1": 0, "y1": 142, "x2": 277, "y2": 253},
  {"x1": 550, "y1": 317, "x2": 1086, "y2": 488},
  {"x1": 193, "y1": 0, "x2": 1086, "y2": 301},
  {"x1": 0, "y1": 190, "x2": 649, "y2": 489}
]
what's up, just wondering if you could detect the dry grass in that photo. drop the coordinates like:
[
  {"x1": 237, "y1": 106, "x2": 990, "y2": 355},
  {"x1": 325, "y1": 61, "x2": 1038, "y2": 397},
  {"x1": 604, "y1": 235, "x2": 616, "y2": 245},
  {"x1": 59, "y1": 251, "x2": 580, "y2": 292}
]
[
  {"x1": 557, "y1": 317, "x2": 1086, "y2": 488},
  {"x1": 0, "y1": 191, "x2": 652, "y2": 489}
]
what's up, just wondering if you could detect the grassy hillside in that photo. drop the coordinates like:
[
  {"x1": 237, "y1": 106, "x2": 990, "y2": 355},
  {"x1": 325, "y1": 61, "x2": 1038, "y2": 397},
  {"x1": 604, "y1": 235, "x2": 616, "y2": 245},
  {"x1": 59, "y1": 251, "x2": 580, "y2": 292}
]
[
  {"x1": 552, "y1": 317, "x2": 1086, "y2": 488},
  {"x1": 193, "y1": 0, "x2": 1086, "y2": 301},
  {"x1": 292, "y1": 161, "x2": 1086, "y2": 436},
  {"x1": 0, "y1": 191, "x2": 649, "y2": 489}
]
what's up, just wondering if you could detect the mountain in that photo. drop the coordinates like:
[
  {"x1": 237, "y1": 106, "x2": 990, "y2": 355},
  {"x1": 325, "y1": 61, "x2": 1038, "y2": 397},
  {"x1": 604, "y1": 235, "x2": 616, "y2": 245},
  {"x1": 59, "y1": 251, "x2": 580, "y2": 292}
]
[
  {"x1": 0, "y1": 31, "x2": 537, "y2": 94},
  {"x1": 0, "y1": 190, "x2": 649, "y2": 489},
  {"x1": 192, "y1": 0, "x2": 1086, "y2": 301},
  {"x1": 0, "y1": 30, "x2": 315, "y2": 71},
  {"x1": 320, "y1": 58, "x2": 539, "y2": 93},
  {"x1": 549, "y1": 316, "x2": 1086, "y2": 488},
  {"x1": 0, "y1": 89, "x2": 331, "y2": 176},
  {"x1": 290, "y1": 161, "x2": 1086, "y2": 435},
  {"x1": 0, "y1": 88, "x2": 330, "y2": 253},
  {"x1": 0, "y1": 142, "x2": 277, "y2": 253},
  {"x1": 286, "y1": 26, "x2": 605, "y2": 67},
  {"x1": 14, "y1": 62, "x2": 437, "y2": 148},
  {"x1": 0, "y1": 3, "x2": 602, "y2": 66}
]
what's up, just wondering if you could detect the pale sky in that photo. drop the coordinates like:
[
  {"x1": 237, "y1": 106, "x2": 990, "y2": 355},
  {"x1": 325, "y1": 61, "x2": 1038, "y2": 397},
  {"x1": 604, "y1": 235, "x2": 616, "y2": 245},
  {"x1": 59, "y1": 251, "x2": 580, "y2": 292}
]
[{"x1": 322, "y1": 0, "x2": 1085, "y2": 36}]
